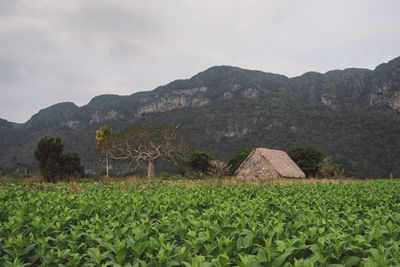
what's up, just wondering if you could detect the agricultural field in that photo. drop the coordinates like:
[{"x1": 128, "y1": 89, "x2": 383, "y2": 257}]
[{"x1": 1, "y1": 179, "x2": 400, "y2": 266}]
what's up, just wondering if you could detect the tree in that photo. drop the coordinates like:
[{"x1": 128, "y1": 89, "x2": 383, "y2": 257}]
[
  {"x1": 227, "y1": 149, "x2": 252, "y2": 175},
  {"x1": 110, "y1": 125, "x2": 192, "y2": 177},
  {"x1": 208, "y1": 160, "x2": 229, "y2": 179},
  {"x1": 96, "y1": 125, "x2": 113, "y2": 177},
  {"x1": 288, "y1": 147, "x2": 323, "y2": 177},
  {"x1": 61, "y1": 152, "x2": 84, "y2": 178},
  {"x1": 185, "y1": 151, "x2": 213, "y2": 174},
  {"x1": 318, "y1": 157, "x2": 344, "y2": 178},
  {"x1": 34, "y1": 136, "x2": 64, "y2": 182},
  {"x1": 35, "y1": 136, "x2": 85, "y2": 182}
]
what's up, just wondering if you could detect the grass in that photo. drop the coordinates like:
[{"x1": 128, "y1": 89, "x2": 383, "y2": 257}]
[{"x1": 0, "y1": 175, "x2": 356, "y2": 193}]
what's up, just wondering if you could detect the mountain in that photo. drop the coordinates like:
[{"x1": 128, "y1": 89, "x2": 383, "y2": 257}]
[{"x1": 1, "y1": 57, "x2": 400, "y2": 177}]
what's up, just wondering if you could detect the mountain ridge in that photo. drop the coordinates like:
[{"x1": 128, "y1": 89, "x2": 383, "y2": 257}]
[
  {"x1": 1, "y1": 57, "x2": 399, "y2": 177},
  {"x1": 9, "y1": 57, "x2": 400, "y2": 125}
]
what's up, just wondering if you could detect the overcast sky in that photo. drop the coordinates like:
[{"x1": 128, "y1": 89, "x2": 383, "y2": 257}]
[{"x1": 1, "y1": 0, "x2": 399, "y2": 123}]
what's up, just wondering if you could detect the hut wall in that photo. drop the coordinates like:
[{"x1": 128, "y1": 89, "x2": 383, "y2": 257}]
[{"x1": 236, "y1": 150, "x2": 279, "y2": 179}]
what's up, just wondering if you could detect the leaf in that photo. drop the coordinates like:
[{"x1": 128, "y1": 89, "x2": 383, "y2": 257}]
[
  {"x1": 272, "y1": 247, "x2": 297, "y2": 267},
  {"x1": 237, "y1": 232, "x2": 254, "y2": 250},
  {"x1": 256, "y1": 248, "x2": 267, "y2": 262},
  {"x1": 368, "y1": 248, "x2": 380, "y2": 261},
  {"x1": 343, "y1": 256, "x2": 361, "y2": 267},
  {"x1": 275, "y1": 240, "x2": 286, "y2": 252}
]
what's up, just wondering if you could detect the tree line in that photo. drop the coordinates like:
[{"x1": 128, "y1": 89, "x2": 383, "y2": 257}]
[
  {"x1": 34, "y1": 124, "x2": 342, "y2": 182},
  {"x1": 95, "y1": 125, "x2": 192, "y2": 178}
]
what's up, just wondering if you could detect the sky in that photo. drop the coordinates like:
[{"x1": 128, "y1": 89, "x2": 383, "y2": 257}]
[{"x1": 1, "y1": 0, "x2": 400, "y2": 123}]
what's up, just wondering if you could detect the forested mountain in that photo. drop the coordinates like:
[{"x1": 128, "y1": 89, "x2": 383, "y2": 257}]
[{"x1": 1, "y1": 57, "x2": 399, "y2": 177}]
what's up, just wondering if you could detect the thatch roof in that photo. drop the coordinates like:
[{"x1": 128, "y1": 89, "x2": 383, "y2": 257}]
[{"x1": 235, "y1": 148, "x2": 305, "y2": 178}]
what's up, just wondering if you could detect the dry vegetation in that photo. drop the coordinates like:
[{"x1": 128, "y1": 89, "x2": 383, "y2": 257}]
[{"x1": 0, "y1": 175, "x2": 357, "y2": 194}]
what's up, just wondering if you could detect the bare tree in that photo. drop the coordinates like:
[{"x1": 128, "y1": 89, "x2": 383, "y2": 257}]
[
  {"x1": 208, "y1": 160, "x2": 230, "y2": 179},
  {"x1": 109, "y1": 125, "x2": 192, "y2": 177}
]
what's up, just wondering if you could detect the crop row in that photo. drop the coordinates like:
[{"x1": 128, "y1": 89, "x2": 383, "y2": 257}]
[{"x1": 1, "y1": 180, "x2": 400, "y2": 266}]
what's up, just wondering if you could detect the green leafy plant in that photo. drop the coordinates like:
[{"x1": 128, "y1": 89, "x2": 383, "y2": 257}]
[{"x1": 1, "y1": 180, "x2": 400, "y2": 265}]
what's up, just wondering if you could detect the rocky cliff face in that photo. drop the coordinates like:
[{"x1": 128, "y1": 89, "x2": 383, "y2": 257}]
[
  {"x1": 136, "y1": 87, "x2": 210, "y2": 116},
  {"x1": 369, "y1": 58, "x2": 400, "y2": 113},
  {"x1": 1, "y1": 57, "x2": 400, "y2": 177}
]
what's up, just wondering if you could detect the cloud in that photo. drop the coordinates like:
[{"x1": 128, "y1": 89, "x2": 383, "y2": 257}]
[{"x1": 1, "y1": 0, "x2": 400, "y2": 122}]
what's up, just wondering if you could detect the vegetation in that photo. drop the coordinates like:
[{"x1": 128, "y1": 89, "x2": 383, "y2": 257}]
[
  {"x1": 0, "y1": 179, "x2": 399, "y2": 265},
  {"x1": 34, "y1": 136, "x2": 84, "y2": 182},
  {"x1": 34, "y1": 136, "x2": 64, "y2": 182},
  {"x1": 185, "y1": 151, "x2": 213, "y2": 174},
  {"x1": 207, "y1": 160, "x2": 229, "y2": 178},
  {"x1": 318, "y1": 157, "x2": 344, "y2": 178},
  {"x1": 104, "y1": 125, "x2": 192, "y2": 178},
  {"x1": 288, "y1": 147, "x2": 323, "y2": 177},
  {"x1": 0, "y1": 165, "x2": 8, "y2": 176},
  {"x1": 1, "y1": 58, "x2": 400, "y2": 178},
  {"x1": 61, "y1": 152, "x2": 84, "y2": 179},
  {"x1": 95, "y1": 125, "x2": 113, "y2": 177},
  {"x1": 227, "y1": 149, "x2": 252, "y2": 175}
]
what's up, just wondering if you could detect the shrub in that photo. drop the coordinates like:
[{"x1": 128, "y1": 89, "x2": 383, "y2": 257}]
[
  {"x1": 318, "y1": 157, "x2": 344, "y2": 178},
  {"x1": 34, "y1": 136, "x2": 64, "y2": 182},
  {"x1": 208, "y1": 160, "x2": 229, "y2": 179},
  {"x1": 158, "y1": 172, "x2": 171, "y2": 179},
  {"x1": 61, "y1": 152, "x2": 85, "y2": 179},
  {"x1": 35, "y1": 136, "x2": 84, "y2": 182},
  {"x1": 227, "y1": 149, "x2": 252, "y2": 175},
  {"x1": 288, "y1": 147, "x2": 323, "y2": 177},
  {"x1": 185, "y1": 151, "x2": 213, "y2": 174}
]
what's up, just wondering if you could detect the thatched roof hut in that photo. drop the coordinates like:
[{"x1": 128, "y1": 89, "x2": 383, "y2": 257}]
[{"x1": 235, "y1": 148, "x2": 305, "y2": 179}]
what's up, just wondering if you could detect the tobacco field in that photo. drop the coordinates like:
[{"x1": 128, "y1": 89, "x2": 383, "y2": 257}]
[{"x1": 1, "y1": 180, "x2": 400, "y2": 266}]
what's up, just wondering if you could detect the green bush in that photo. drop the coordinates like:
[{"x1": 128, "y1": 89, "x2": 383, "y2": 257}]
[
  {"x1": 34, "y1": 136, "x2": 64, "y2": 182},
  {"x1": 61, "y1": 152, "x2": 85, "y2": 178},
  {"x1": 180, "y1": 151, "x2": 213, "y2": 175},
  {"x1": 227, "y1": 149, "x2": 252, "y2": 175},
  {"x1": 288, "y1": 147, "x2": 323, "y2": 177},
  {"x1": 34, "y1": 136, "x2": 84, "y2": 182}
]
